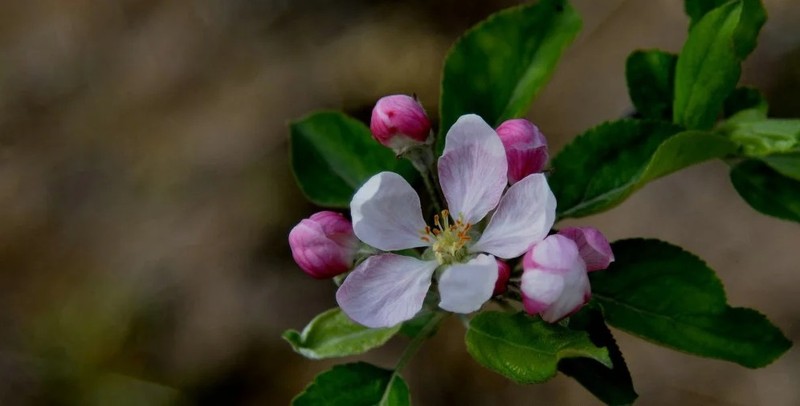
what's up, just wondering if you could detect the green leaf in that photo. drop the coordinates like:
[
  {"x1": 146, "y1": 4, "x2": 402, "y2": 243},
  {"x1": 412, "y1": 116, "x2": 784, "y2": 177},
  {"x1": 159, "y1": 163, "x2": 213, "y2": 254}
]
[
  {"x1": 723, "y1": 87, "x2": 768, "y2": 119},
  {"x1": 730, "y1": 159, "x2": 800, "y2": 222},
  {"x1": 292, "y1": 362, "x2": 409, "y2": 406},
  {"x1": 762, "y1": 152, "x2": 800, "y2": 181},
  {"x1": 283, "y1": 308, "x2": 401, "y2": 360},
  {"x1": 550, "y1": 120, "x2": 737, "y2": 218},
  {"x1": 625, "y1": 50, "x2": 677, "y2": 120},
  {"x1": 559, "y1": 306, "x2": 637, "y2": 406},
  {"x1": 673, "y1": 0, "x2": 766, "y2": 130},
  {"x1": 684, "y1": 0, "x2": 730, "y2": 28},
  {"x1": 719, "y1": 119, "x2": 800, "y2": 156},
  {"x1": 465, "y1": 311, "x2": 611, "y2": 384},
  {"x1": 437, "y1": 0, "x2": 581, "y2": 153},
  {"x1": 592, "y1": 239, "x2": 792, "y2": 368},
  {"x1": 290, "y1": 111, "x2": 416, "y2": 207}
]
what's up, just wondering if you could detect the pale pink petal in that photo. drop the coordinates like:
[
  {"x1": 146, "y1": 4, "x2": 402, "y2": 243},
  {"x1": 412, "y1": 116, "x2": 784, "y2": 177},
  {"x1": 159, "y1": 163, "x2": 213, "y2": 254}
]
[
  {"x1": 336, "y1": 254, "x2": 438, "y2": 328},
  {"x1": 351, "y1": 172, "x2": 428, "y2": 251},
  {"x1": 521, "y1": 271, "x2": 564, "y2": 312},
  {"x1": 470, "y1": 174, "x2": 556, "y2": 258},
  {"x1": 559, "y1": 227, "x2": 615, "y2": 271},
  {"x1": 437, "y1": 254, "x2": 498, "y2": 314},
  {"x1": 438, "y1": 114, "x2": 507, "y2": 224},
  {"x1": 521, "y1": 235, "x2": 590, "y2": 323}
]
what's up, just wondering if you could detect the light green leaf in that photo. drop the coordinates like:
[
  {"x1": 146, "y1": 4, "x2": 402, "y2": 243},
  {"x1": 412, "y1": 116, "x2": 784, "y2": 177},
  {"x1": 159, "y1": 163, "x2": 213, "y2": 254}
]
[
  {"x1": 559, "y1": 306, "x2": 637, "y2": 406},
  {"x1": 290, "y1": 111, "x2": 416, "y2": 207},
  {"x1": 550, "y1": 120, "x2": 737, "y2": 219},
  {"x1": 625, "y1": 50, "x2": 677, "y2": 120},
  {"x1": 720, "y1": 119, "x2": 800, "y2": 156},
  {"x1": 592, "y1": 239, "x2": 792, "y2": 368},
  {"x1": 761, "y1": 152, "x2": 800, "y2": 181},
  {"x1": 673, "y1": 0, "x2": 766, "y2": 129},
  {"x1": 438, "y1": 0, "x2": 581, "y2": 153},
  {"x1": 283, "y1": 308, "x2": 400, "y2": 360},
  {"x1": 292, "y1": 362, "x2": 409, "y2": 406},
  {"x1": 730, "y1": 159, "x2": 800, "y2": 223},
  {"x1": 465, "y1": 311, "x2": 611, "y2": 384}
]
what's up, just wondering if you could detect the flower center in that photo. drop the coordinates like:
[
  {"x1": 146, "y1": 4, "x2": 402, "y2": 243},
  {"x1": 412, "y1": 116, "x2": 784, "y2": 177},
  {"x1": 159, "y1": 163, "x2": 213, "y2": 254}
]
[{"x1": 420, "y1": 209, "x2": 472, "y2": 265}]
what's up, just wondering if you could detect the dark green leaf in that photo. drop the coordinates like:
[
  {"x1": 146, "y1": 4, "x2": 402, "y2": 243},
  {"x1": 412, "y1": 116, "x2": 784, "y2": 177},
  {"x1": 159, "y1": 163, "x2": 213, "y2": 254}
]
[
  {"x1": 762, "y1": 152, "x2": 800, "y2": 181},
  {"x1": 283, "y1": 308, "x2": 400, "y2": 360},
  {"x1": 290, "y1": 111, "x2": 416, "y2": 207},
  {"x1": 438, "y1": 0, "x2": 581, "y2": 153},
  {"x1": 292, "y1": 362, "x2": 409, "y2": 406},
  {"x1": 684, "y1": 0, "x2": 730, "y2": 28},
  {"x1": 560, "y1": 306, "x2": 637, "y2": 406},
  {"x1": 465, "y1": 311, "x2": 611, "y2": 384},
  {"x1": 673, "y1": 0, "x2": 766, "y2": 130},
  {"x1": 592, "y1": 239, "x2": 792, "y2": 368},
  {"x1": 625, "y1": 50, "x2": 677, "y2": 120},
  {"x1": 720, "y1": 119, "x2": 800, "y2": 156},
  {"x1": 551, "y1": 120, "x2": 736, "y2": 218},
  {"x1": 730, "y1": 160, "x2": 800, "y2": 222},
  {"x1": 723, "y1": 87, "x2": 768, "y2": 118}
]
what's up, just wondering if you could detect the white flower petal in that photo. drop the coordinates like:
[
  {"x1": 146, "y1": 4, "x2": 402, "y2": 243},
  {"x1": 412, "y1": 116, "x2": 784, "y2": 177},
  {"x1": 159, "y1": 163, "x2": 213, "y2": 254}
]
[
  {"x1": 351, "y1": 172, "x2": 428, "y2": 251},
  {"x1": 437, "y1": 254, "x2": 497, "y2": 314},
  {"x1": 470, "y1": 174, "x2": 556, "y2": 258},
  {"x1": 336, "y1": 254, "x2": 438, "y2": 328},
  {"x1": 438, "y1": 114, "x2": 507, "y2": 224}
]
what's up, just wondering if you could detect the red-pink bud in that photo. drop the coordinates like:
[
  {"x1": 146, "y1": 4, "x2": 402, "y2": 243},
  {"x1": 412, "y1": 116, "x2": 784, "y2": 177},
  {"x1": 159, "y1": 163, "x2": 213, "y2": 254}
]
[
  {"x1": 370, "y1": 95, "x2": 431, "y2": 151},
  {"x1": 288, "y1": 211, "x2": 358, "y2": 279},
  {"x1": 495, "y1": 119, "x2": 549, "y2": 184},
  {"x1": 558, "y1": 227, "x2": 614, "y2": 272},
  {"x1": 493, "y1": 259, "x2": 511, "y2": 295}
]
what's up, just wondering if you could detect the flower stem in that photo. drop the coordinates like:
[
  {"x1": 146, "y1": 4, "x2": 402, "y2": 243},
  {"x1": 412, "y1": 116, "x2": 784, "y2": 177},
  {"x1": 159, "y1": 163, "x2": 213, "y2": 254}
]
[
  {"x1": 378, "y1": 311, "x2": 447, "y2": 405},
  {"x1": 395, "y1": 311, "x2": 447, "y2": 372},
  {"x1": 403, "y1": 146, "x2": 443, "y2": 212},
  {"x1": 493, "y1": 297, "x2": 517, "y2": 312}
]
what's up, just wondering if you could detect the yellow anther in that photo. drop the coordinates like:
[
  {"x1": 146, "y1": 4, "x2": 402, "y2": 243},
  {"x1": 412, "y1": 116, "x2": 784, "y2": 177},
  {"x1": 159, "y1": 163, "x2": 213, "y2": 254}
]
[{"x1": 418, "y1": 209, "x2": 473, "y2": 265}]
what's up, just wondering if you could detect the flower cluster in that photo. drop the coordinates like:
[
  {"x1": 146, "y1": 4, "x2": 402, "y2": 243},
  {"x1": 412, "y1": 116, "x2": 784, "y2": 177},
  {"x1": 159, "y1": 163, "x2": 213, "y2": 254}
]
[{"x1": 289, "y1": 95, "x2": 614, "y2": 328}]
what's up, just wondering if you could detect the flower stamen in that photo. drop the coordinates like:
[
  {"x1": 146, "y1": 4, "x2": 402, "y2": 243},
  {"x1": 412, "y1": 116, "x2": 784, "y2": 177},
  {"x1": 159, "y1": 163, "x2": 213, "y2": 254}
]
[{"x1": 420, "y1": 209, "x2": 472, "y2": 265}]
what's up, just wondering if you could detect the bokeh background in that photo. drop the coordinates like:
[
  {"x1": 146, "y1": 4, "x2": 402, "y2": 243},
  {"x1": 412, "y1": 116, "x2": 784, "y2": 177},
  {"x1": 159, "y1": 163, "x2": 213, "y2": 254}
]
[{"x1": 0, "y1": 0, "x2": 798, "y2": 404}]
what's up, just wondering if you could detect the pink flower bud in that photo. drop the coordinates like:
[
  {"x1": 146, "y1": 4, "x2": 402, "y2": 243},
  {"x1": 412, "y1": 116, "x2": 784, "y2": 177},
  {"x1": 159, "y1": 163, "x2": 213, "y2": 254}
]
[
  {"x1": 521, "y1": 235, "x2": 590, "y2": 322},
  {"x1": 558, "y1": 227, "x2": 614, "y2": 272},
  {"x1": 493, "y1": 259, "x2": 511, "y2": 295},
  {"x1": 370, "y1": 95, "x2": 431, "y2": 151},
  {"x1": 495, "y1": 119, "x2": 549, "y2": 184},
  {"x1": 288, "y1": 211, "x2": 359, "y2": 279}
]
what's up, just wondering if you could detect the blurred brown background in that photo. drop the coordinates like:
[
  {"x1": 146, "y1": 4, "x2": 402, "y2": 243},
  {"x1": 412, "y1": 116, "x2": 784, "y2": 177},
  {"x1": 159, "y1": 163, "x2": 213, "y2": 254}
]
[{"x1": 0, "y1": 0, "x2": 798, "y2": 404}]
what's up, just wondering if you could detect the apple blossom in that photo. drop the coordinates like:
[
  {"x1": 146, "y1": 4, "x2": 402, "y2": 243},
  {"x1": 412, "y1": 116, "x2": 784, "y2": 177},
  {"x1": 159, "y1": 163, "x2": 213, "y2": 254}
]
[
  {"x1": 495, "y1": 118, "x2": 549, "y2": 184},
  {"x1": 288, "y1": 211, "x2": 359, "y2": 279},
  {"x1": 558, "y1": 226, "x2": 615, "y2": 271},
  {"x1": 370, "y1": 94, "x2": 432, "y2": 152},
  {"x1": 521, "y1": 227, "x2": 613, "y2": 323},
  {"x1": 337, "y1": 114, "x2": 556, "y2": 328},
  {"x1": 521, "y1": 234, "x2": 589, "y2": 322}
]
